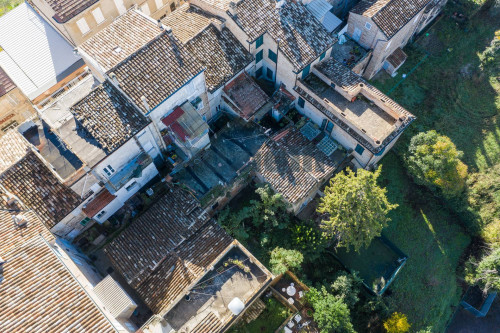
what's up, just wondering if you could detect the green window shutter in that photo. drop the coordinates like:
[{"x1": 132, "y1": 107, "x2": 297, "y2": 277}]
[
  {"x1": 256, "y1": 50, "x2": 263, "y2": 63},
  {"x1": 268, "y1": 49, "x2": 277, "y2": 63},
  {"x1": 298, "y1": 97, "x2": 305, "y2": 108},
  {"x1": 256, "y1": 67, "x2": 263, "y2": 78},
  {"x1": 256, "y1": 35, "x2": 264, "y2": 48},
  {"x1": 301, "y1": 64, "x2": 311, "y2": 79},
  {"x1": 355, "y1": 144, "x2": 365, "y2": 155}
]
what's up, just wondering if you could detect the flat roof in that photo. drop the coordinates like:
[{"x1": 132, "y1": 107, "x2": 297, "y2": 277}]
[
  {"x1": 0, "y1": 3, "x2": 83, "y2": 99},
  {"x1": 303, "y1": 74, "x2": 396, "y2": 140}
]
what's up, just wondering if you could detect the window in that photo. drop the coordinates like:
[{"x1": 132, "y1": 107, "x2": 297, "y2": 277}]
[
  {"x1": 190, "y1": 96, "x2": 204, "y2": 110},
  {"x1": 256, "y1": 50, "x2": 263, "y2": 63},
  {"x1": 256, "y1": 67, "x2": 263, "y2": 78},
  {"x1": 92, "y1": 7, "x2": 105, "y2": 24},
  {"x1": 267, "y1": 68, "x2": 273, "y2": 79},
  {"x1": 301, "y1": 64, "x2": 310, "y2": 79},
  {"x1": 256, "y1": 35, "x2": 264, "y2": 49},
  {"x1": 125, "y1": 182, "x2": 138, "y2": 191},
  {"x1": 141, "y1": 2, "x2": 150, "y2": 15},
  {"x1": 330, "y1": 83, "x2": 336, "y2": 89},
  {"x1": 298, "y1": 97, "x2": 305, "y2": 108},
  {"x1": 365, "y1": 22, "x2": 372, "y2": 30},
  {"x1": 96, "y1": 210, "x2": 106, "y2": 219},
  {"x1": 319, "y1": 51, "x2": 326, "y2": 60},
  {"x1": 268, "y1": 49, "x2": 277, "y2": 63},
  {"x1": 326, "y1": 121, "x2": 334, "y2": 134},
  {"x1": 355, "y1": 144, "x2": 365, "y2": 155},
  {"x1": 103, "y1": 165, "x2": 115, "y2": 177},
  {"x1": 170, "y1": 2, "x2": 176, "y2": 11},
  {"x1": 80, "y1": 217, "x2": 90, "y2": 226},
  {"x1": 76, "y1": 18, "x2": 90, "y2": 35},
  {"x1": 155, "y1": 0, "x2": 163, "y2": 10}
]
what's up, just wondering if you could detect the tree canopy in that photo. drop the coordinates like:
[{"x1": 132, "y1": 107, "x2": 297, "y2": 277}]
[
  {"x1": 317, "y1": 167, "x2": 398, "y2": 252},
  {"x1": 269, "y1": 247, "x2": 303, "y2": 275},
  {"x1": 466, "y1": 247, "x2": 500, "y2": 294},
  {"x1": 306, "y1": 286, "x2": 355, "y2": 333},
  {"x1": 383, "y1": 312, "x2": 411, "y2": 333},
  {"x1": 406, "y1": 130, "x2": 468, "y2": 198}
]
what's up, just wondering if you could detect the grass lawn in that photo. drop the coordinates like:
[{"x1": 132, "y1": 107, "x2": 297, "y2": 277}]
[
  {"x1": 227, "y1": 297, "x2": 291, "y2": 333},
  {"x1": 0, "y1": 0, "x2": 22, "y2": 16},
  {"x1": 379, "y1": 153, "x2": 471, "y2": 332}
]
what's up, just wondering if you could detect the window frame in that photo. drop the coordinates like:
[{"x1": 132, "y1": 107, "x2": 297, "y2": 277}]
[
  {"x1": 298, "y1": 97, "x2": 305, "y2": 108},
  {"x1": 256, "y1": 50, "x2": 263, "y2": 63},
  {"x1": 355, "y1": 144, "x2": 365, "y2": 155},
  {"x1": 92, "y1": 7, "x2": 105, "y2": 25},
  {"x1": 256, "y1": 35, "x2": 264, "y2": 49},
  {"x1": 268, "y1": 49, "x2": 277, "y2": 63},
  {"x1": 76, "y1": 17, "x2": 90, "y2": 35}
]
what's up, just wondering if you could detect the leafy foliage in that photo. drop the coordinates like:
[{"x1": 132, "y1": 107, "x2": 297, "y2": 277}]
[
  {"x1": 406, "y1": 130, "x2": 468, "y2": 198},
  {"x1": 250, "y1": 185, "x2": 290, "y2": 230},
  {"x1": 306, "y1": 286, "x2": 355, "y2": 333},
  {"x1": 269, "y1": 247, "x2": 303, "y2": 275},
  {"x1": 383, "y1": 312, "x2": 411, "y2": 333},
  {"x1": 290, "y1": 220, "x2": 328, "y2": 261},
  {"x1": 466, "y1": 247, "x2": 500, "y2": 294},
  {"x1": 330, "y1": 271, "x2": 363, "y2": 309},
  {"x1": 318, "y1": 167, "x2": 398, "y2": 252}
]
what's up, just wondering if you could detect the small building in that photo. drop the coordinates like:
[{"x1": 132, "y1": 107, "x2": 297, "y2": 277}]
[
  {"x1": 104, "y1": 184, "x2": 273, "y2": 332},
  {"x1": 346, "y1": 0, "x2": 446, "y2": 78},
  {"x1": 305, "y1": 0, "x2": 343, "y2": 33},
  {"x1": 0, "y1": 67, "x2": 36, "y2": 136},
  {"x1": 30, "y1": 0, "x2": 184, "y2": 45},
  {"x1": 0, "y1": 2, "x2": 87, "y2": 107},
  {"x1": 294, "y1": 57, "x2": 415, "y2": 168},
  {"x1": 192, "y1": 0, "x2": 337, "y2": 93},
  {"x1": 223, "y1": 72, "x2": 273, "y2": 122},
  {"x1": 254, "y1": 125, "x2": 346, "y2": 213}
]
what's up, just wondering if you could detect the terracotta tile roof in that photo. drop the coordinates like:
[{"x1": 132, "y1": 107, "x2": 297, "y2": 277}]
[
  {"x1": 109, "y1": 31, "x2": 204, "y2": 113},
  {"x1": 0, "y1": 210, "x2": 115, "y2": 332},
  {"x1": 0, "y1": 210, "x2": 52, "y2": 254},
  {"x1": 192, "y1": 312, "x2": 224, "y2": 332},
  {"x1": 161, "y1": 106, "x2": 184, "y2": 126},
  {"x1": 161, "y1": 3, "x2": 223, "y2": 43},
  {"x1": 104, "y1": 185, "x2": 233, "y2": 314},
  {"x1": 386, "y1": 47, "x2": 407, "y2": 68},
  {"x1": 135, "y1": 221, "x2": 233, "y2": 314},
  {"x1": 184, "y1": 24, "x2": 253, "y2": 93},
  {"x1": 161, "y1": 101, "x2": 209, "y2": 142},
  {"x1": 104, "y1": 185, "x2": 211, "y2": 287},
  {"x1": 82, "y1": 188, "x2": 116, "y2": 217},
  {"x1": 351, "y1": 0, "x2": 430, "y2": 38},
  {"x1": 0, "y1": 66, "x2": 15, "y2": 97},
  {"x1": 228, "y1": 0, "x2": 336, "y2": 71},
  {"x1": 80, "y1": 9, "x2": 164, "y2": 71},
  {"x1": 0, "y1": 236, "x2": 116, "y2": 332},
  {"x1": 70, "y1": 80, "x2": 151, "y2": 154},
  {"x1": 0, "y1": 151, "x2": 82, "y2": 228},
  {"x1": 223, "y1": 73, "x2": 271, "y2": 120},
  {"x1": 46, "y1": 0, "x2": 100, "y2": 23},
  {"x1": 294, "y1": 57, "x2": 415, "y2": 154},
  {"x1": 170, "y1": 121, "x2": 189, "y2": 141},
  {"x1": 254, "y1": 127, "x2": 342, "y2": 205},
  {"x1": 0, "y1": 130, "x2": 30, "y2": 174}
]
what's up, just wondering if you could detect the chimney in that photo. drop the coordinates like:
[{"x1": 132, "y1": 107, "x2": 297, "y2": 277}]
[
  {"x1": 165, "y1": 26, "x2": 173, "y2": 37},
  {"x1": 141, "y1": 96, "x2": 151, "y2": 112},
  {"x1": 228, "y1": 1, "x2": 237, "y2": 16},
  {"x1": 13, "y1": 214, "x2": 27, "y2": 228},
  {"x1": 109, "y1": 72, "x2": 120, "y2": 87}
]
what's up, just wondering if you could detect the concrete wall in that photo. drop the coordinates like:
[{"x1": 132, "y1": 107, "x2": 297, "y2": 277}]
[{"x1": 0, "y1": 88, "x2": 36, "y2": 136}]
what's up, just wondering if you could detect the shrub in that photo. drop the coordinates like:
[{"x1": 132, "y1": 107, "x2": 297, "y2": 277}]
[
  {"x1": 330, "y1": 271, "x2": 363, "y2": 309},
  {"x1": 269, "y1": 247, "x2": 303, "y2": 275},
  {"x1": 466, "y1": 247, "x2": 500, "y2": 294},
  {"x1": 383, "y1": 312, "x2": 411, "y2": 333},
  {"x1": 306, "y1": 286, "x2": 355, "y2": 333}
]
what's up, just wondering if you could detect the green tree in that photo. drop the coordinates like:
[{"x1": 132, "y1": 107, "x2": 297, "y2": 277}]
[
  {"x1": 290, "y1": 220, "x2": 328, "y2": 261},
  {"x1": 317, "y1": 167, "x2": 398, "y2": 252},
  {"x1": 250, "y1": 184, "x2": 290, "y2": 230},
  {"x1": 269, "y1": 247, "x2": 303, "y2": 275},
  {"x1": 330, "y1": 271, "x2": 363, "y2": 309},
  {"x1": 406, "y1": 130, "x2": 468, "y2": 198},
  {"x1": 466, "y1": 247, "x2": 500, "y2": 294},
  {"x1": 383, "y1": 312, "x2": 410, "y2": 333},
  {"x1": 306, "y1": 286, "x2": 355, "y2": 333},
  {"x1": 217, "y1": 206, "x2": 252, "y2": 240}
]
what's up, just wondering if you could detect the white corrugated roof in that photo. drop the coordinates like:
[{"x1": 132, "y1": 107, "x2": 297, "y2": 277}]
[
  {"x1": 306, "y1": 0, "x2": 342, "y2": 32},
  {"x1": 0, "y1": 2, "x2": 82, "y2": 99},
  {"x1": 93, "y1": 275, "x2": 137, "y2": 318}
]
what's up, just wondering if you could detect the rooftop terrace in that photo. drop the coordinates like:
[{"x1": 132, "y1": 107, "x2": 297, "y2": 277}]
[
  {"x1": 164, "y1": 247, "x2": 271, "y2": 332},
  {"x1": 301, "y1": 73, "x2": 397, "y2": 142}
]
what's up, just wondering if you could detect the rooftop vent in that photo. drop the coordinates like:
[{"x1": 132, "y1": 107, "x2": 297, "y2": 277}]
[
  {"x1": 165, "y1": 26, "x2": 173, "y2": 36},
  {"x1": 13, "y1": 214, "x2": 27, "y2": 228},
  {"x1": 112, "y1": 46, "x2": 122, "y2": 54}
]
